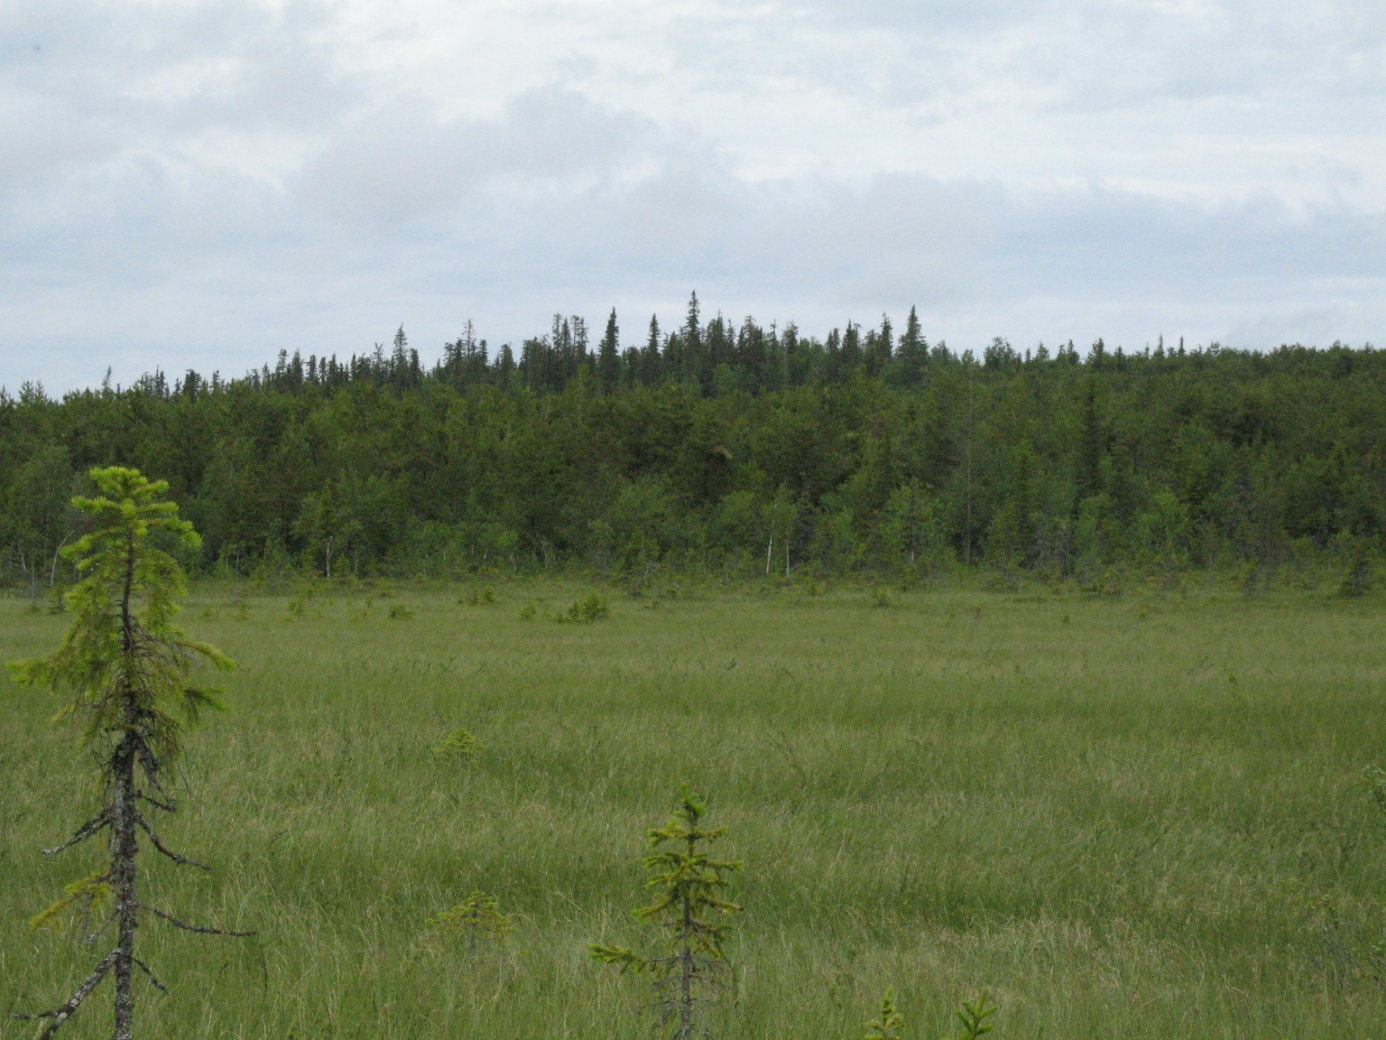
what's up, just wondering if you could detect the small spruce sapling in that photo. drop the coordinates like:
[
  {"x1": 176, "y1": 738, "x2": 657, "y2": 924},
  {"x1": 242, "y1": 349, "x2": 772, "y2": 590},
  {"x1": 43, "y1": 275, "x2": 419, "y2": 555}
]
[
  {"x1": 590, "y1": 790, "x2": 742, "y2": 1040},
  {"x1": 862, "y1": 989, "x2": 998, "y2": 1040},
  {"x1": 942, "y1": 992, "x2": 999, "y2": 1040},
  {"x1": 433, "y1": 727, "x2": 485, "y2": 764},
  {"x1": 865, "y1": 988, "x2": 905, "y2": 1040},
  {"x1": 556, "y1": 592, "x2": 609, "y2": 623},
  {"x1": 8, "y1": 467, "x2": 251, "y2": 1040},
  {"x1": 430, "y1": 891, "x2": 512, "y2": 957}
]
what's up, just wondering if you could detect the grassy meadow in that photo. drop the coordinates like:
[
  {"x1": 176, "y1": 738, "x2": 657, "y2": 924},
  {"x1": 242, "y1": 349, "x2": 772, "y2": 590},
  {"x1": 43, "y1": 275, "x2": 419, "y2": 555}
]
[{"x1": 3, "y1": 578, "x2": 1386, "y2": 1039}]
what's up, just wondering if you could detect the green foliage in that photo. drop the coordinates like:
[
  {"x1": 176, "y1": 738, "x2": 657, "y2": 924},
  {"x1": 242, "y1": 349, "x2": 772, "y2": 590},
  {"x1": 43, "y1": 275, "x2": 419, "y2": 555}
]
[
  {"x1": 864, "y1": 988, "x2": 904, "y2": 1040},
  {"x1": 863, "y1": 988, "x2": 997, "y2": 1040},
  {"x1": 28, "y1": 872, "x2": 113, "y2": 933},
  {"x1": 8, "y1": 467, "x2": 232, "y2": 760},
  {"x1": 1338, "y1": 534, "x2": 1375, "y2": 597},
  {"x1": 556, "y1": 592, "x2": 609, "y2": 623},
  {"x1": 591, "y1": 790, "x2": 742, "y2": 1039},
  {"x1": 430, "y1": 891, "x2": 512, "y2": 953},
  {"x1": 1364, "y1": 765, "x2": 1386, "y2": 820},
  {"x1": 943, "y1": 992, "x2": 998, "y2": 1040},
  {"x1": 461, "y1": 585, "x2": 496, "y2": 606},
  {"x1": 8, "y1": 334, "x2": 1385, "y2": 589},
  {"x1": 387, "y1": 603, "x2": 415, "y2": 620},
  {"x1": 433, "y1": 727, "x2": 485, "y2": 764},
  {"x1": 5, "y1": 583, "x2": 1386, "y2": 1037}
]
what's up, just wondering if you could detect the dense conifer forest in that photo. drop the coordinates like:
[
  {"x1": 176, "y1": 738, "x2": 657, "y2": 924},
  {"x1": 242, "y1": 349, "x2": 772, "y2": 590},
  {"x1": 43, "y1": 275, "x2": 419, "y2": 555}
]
[{"x1": 2, "y1": 297, "x2": 1382, "y2": 588}]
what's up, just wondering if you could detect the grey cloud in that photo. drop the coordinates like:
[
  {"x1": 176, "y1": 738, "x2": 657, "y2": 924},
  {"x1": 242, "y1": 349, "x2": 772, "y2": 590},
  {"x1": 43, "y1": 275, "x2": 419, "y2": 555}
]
[
  {"x1": 8, "y1": 142, "x2": 1381, "y2": 391},
  {"x1": 788, "y1": 0, "x2": 1386, "y2": 111},
  {"x1": 0, "y1": 0, "x2": 355, "y2": 195},
  {"x1": 0, "y1": 1, "x2": 1382, "y2": 393},
  {"x1": 296, "y1": 87, "x2": 661, "y2": 225}
]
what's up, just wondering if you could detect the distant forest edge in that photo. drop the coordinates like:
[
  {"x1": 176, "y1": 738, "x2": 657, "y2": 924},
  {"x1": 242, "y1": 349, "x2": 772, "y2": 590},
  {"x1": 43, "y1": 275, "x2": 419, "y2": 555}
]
[{"x1": 2, "y1": 295, "x2": 1383, "y2": 591}]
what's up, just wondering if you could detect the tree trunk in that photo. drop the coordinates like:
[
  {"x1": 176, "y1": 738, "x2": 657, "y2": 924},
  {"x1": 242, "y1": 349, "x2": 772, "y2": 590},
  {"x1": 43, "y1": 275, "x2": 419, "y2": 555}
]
[{"x1": 50, "y1": 535, "x2": 71, "y2": 588}]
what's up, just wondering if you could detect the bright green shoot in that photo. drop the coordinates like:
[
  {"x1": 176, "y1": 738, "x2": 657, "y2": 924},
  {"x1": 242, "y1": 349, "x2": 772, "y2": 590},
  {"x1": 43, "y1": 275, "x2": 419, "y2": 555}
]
[
  {"x1": 863, "y1": 988, "x2": 998, "y2": 1040},
  {"x1": 944, "y1": 992, "x2": 999, "y2": 1040},
  {"x1": 865, "y1": 988, "x2": 905, "y2": 1040}
]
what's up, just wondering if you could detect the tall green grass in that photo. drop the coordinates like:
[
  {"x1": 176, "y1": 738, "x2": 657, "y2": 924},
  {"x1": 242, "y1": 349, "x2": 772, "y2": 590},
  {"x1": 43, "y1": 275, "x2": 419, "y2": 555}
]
[{"x1": 3, "y1": 581, "x2": 1385, "y2": 1038}]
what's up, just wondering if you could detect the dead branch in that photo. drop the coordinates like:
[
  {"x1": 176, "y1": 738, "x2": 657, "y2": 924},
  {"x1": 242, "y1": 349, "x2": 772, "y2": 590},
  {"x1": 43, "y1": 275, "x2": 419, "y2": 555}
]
[
  {"x1": 15, "y1": 950, "x2": 118, "y2": 1040},
  {"x1": 131, "y1": 957, "x2": 169, "y2": 995},
  {"x1": 134, "y1": 814, "x2": 210, "y2": 870},
  {"x1": 141, "y1": 904, "x2": 256, "y2": 938},
  {"x1": 43, "y1": 811, "x2": 113, "y2": 856}
]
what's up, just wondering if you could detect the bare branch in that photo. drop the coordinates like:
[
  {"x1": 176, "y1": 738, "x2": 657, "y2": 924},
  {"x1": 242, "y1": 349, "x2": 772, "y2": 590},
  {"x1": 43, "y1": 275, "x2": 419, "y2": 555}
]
[
  {"x1": 84, "y1": 913, "x2": 116, "y2": 948},
  {"x1": 132, "y1": 957, "x2": 169, "y2": 995},
  {"x1": 134, "y1": 814, "x2": 210, "y2": 870},
  {"x1": 141, "y1": 904, "x2": 256, "y2": 938},
  {"x1": 43, "y1": 811, "x2": 112, "y2": 856},
  {"x1": 137, "y1": 791, "x2": 177, "y2": 813},
  {"x1": 15, "y1": 950, "x2": 117, "y2": 1040}
]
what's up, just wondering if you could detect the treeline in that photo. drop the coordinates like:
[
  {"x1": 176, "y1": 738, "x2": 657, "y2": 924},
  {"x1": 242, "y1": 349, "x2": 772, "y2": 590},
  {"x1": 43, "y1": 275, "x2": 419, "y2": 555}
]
[{"x1": 2, "y1": 297, "x2": 1383, "y2": 589}]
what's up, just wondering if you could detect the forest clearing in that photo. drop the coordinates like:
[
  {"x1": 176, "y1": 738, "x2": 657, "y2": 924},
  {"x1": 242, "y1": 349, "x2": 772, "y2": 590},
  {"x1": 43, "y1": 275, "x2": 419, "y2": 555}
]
[{"x1": 4, "y1": 577, "x2": 1384, "y2": 1039}]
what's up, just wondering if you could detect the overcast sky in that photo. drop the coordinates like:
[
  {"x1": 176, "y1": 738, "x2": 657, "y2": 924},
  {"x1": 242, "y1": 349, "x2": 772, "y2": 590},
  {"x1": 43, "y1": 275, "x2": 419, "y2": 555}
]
[{"x1": 2, "y1": 0, "x2": 1383, "y2": 392}]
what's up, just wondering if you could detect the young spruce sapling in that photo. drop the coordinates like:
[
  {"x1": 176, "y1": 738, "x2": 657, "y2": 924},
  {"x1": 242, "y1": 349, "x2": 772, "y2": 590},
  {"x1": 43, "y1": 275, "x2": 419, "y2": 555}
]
[
  {"x1": 591, "y1": 790, "x2": 742, "y2": 1040},
  {"x1": 8, "y1": 467, "x2": 251, "y2": 1040}
]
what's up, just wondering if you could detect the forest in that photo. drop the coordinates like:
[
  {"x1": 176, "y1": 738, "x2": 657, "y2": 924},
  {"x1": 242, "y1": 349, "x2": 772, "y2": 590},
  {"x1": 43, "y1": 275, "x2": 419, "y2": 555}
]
[{"x1": 2, "y1": 295, "x2": 1382, "y2": 590}]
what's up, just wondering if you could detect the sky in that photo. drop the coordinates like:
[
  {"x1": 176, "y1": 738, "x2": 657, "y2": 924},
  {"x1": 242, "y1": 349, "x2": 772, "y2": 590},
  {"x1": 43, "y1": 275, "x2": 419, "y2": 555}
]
[{"x1": 1, "y1": 0, "x2": 1383, "y2": 393}]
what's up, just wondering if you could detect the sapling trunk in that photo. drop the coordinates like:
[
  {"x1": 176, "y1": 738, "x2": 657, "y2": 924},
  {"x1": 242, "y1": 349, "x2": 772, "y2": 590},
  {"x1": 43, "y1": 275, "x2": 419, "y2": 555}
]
[
  {"x1": 112, "y1": 737, "x2": 138, "y2": 1040},
  {"x1": 679, "y1": 886, "x2": 694, "y2": 1040}
]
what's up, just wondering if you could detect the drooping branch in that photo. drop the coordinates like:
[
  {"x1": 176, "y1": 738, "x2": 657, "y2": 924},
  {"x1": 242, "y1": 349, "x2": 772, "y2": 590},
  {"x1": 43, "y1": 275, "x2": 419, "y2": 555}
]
[
  {"x1": 131, "y1": 957, "x2": 169, "y2": 995},
  {"x1": 43, "y1": 810, "x2": 113, "y2": 856},
  {"x1": 141, "y1": 903, "x2": 257, "y2": 938},
  {"x1": 15, "y1": 950, "x2": 118, "y2": 1040},
  {"x1": 137, "y1": 791, "x2": 177, "y2": 813},
  {"x1": 135, "y1": 813, "x2": 211, "y2": 870}
]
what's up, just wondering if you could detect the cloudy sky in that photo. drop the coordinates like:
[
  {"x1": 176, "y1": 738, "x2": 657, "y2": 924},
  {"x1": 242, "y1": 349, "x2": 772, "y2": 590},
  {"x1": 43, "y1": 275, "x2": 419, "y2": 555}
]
[{"x1": 2, "y1": 0, "x2": 1383, "y2": 392}]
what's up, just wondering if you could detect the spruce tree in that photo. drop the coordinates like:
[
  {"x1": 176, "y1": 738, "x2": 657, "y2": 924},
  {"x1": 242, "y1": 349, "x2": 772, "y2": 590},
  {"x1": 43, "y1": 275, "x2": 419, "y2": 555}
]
[
  {"x1": 599, "y1": 308, "x2": 622, "y2": 393},
  {"x1": 591, "y1": 790, "x2": 742, "y2": 1040},
  {"x1": 9, "y1": 467, "x2": 249, "y2": 1040}
]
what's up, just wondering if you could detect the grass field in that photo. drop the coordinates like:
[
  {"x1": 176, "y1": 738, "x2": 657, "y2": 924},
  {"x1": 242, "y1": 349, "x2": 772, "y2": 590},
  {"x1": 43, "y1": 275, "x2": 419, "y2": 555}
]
[{"x1": 3, "y1": 578, "x2": 1386, "y2": 1039}]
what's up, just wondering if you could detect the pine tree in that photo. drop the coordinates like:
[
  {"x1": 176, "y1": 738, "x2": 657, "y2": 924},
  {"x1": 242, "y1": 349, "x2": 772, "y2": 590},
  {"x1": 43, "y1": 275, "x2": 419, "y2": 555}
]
[
  {"x1": 9, "y1": 467, "x2": 249, "y2": 1040},
  {"x1": 591, "y1": 790, "x2": 742, "y2": 1040}
]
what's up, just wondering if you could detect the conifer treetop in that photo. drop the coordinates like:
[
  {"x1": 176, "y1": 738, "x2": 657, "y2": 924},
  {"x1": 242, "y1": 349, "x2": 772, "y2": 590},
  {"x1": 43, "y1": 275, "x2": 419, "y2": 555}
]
[{"x1": 9, "y1": 465, "x2": 232, "y2": 761}]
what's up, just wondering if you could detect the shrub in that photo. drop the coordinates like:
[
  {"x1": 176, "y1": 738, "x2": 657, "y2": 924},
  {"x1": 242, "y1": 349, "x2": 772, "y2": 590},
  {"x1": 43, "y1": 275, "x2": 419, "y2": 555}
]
[{"x1": 557, "y1": 592, "x2": 609, "y2": 623}]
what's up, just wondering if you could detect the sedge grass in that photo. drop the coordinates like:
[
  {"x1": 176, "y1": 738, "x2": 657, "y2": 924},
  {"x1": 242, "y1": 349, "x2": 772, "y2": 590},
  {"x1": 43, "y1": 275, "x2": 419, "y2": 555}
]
[{"x1": 2, "y1": 579, "x2": 1385, "y2": 1038}]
